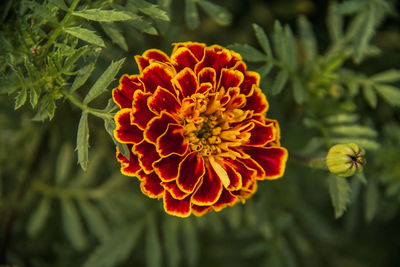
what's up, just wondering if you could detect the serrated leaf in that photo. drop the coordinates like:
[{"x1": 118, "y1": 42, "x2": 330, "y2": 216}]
[
  {"x1": 197, "y1": 0, "x2": 232, "y2": 26},
  {"x1": 329, "y1": 175, "x2": 352, "y2": 218},
  {"x1": 71, "y1": 52, "x2": 100, "y2": 92},
  {"x1": 83, "y1": 58, "x2": 125, "y2": 104},
  {"x1": 26, "y1": 0, "x2": 58, "y2": 24},
  {"x1": 182, "y1": 220, "x2": 198, "y2": 267},
  {"x1": 163, "y1": 217, "x2": 181, "y2": 267},
  {"x1": 76, "y1": 112, "x2": 89, "y2": 171},
  {"x1": 27, "y1": 197, "x2": 51, "y2": 237},
  {"x1": 101, "y1": 22, "x2": 128, "y2": 51},
  {"x1": 273, "y1": 21, "x2": 285, "y2": 63},
  {"x1": 365, "y1": 179, "x2": 379, "y2": 222},
  {"x1": 146, "y1": 217, "x2": 162, "y2": 267},
  {"x1": 330, "y1": 137, "x2": 380, "y2": 150},
  {"x1": 370, "y1": 69, "x2": 400, "y2": 83},
  {"x1": 128, "y1": 18, "x2": 158, "y2": 35},
  {"x1": 253, "y1": 24, "x2": 273, "y2": 58},
  {"x1": 15, "y1": 88, "x2": 27, "y2": 109},
  {"x1": 292, "y1": 75, "x2": 306, "y2": 104},
  {"x1": 48, "y1": 0, "x2": 68, "y2": 11},
  {"x1": 83, "y1": 221, "x2": 144, "y2": 267},
  {"x1": 327, "y1": 3, "x2": 343, "y2": 42},
  {"x1": 353, "y1": 6, "x2": 376, "y2": 63},
  {"x1": 227, "y1": 44, "x2": 265, "y2": 62},
  {"x1": 46, "y1": 97, "x2": 56, "y2": 120},
  {"x1": 374, "y1": 84, "x2": 400, "y2": 106},
  {"x1": 330, "y1": 125, "x2": 377, "y2": 137},
  {"x1": 64, "y1": 46, "x2": 89, "y2": 71},
  {"x1": 298, "y1": 16, "x2": 317, "y2": 62},
  {"x1": 325, "y1": 113, "x2": 359, "y2": 124},
  {"x1": 362, "y1": 84, "x2": 377, "y2": 108},
  {"x1": 64, "y1": 27, "x2": 105, "y2": 47},
  {"x1": 73, "y1": 9, "x2": 133, "y2": 22},
  {"x1": 24, "y1": 57, "x2": 39, "y2": 82},
  {"x1": 29, "y1": 88, "x2": 39, "y2": 108},
  {"x1": 61, "y1": 198, "x2": 88, "y2": 250},
  {"x1": 271, "y1": 70, "x2": 289, "y2": 95},
  {"x1": 56, "y1": 142, "x2": 73, "y2": 185},
  {"x1": 78, "y1": 199, "x2": 110, "y2": 242},
  {"x1": 335, "y1": 0, "x2": 368, "y2": 15},
  {"x1": 131, "y1": 0, "x2": 170, "y2": 21},
  {"x1": 255, "y1": 63, "x2": 274, "y2": 77},
  {"x1": 284, "y1": 25, "x2": 297, "y2": 70},
  {"x1": 185, "y1": 0, "x2": 200, "y2": 30}
]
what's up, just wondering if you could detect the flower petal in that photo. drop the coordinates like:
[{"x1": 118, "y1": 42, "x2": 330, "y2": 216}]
[
  {"x1": 177, "y1": 152, "x2": 205, "y2": 193},
  {"x1": 144, "y1": 111, "x2": 178, "y2": 143},
  {"x1": 140, "y1": 171, "x2": 164, "y2": 198},
  {"x1": 114, "y1": 109, "x2": 143, "y2": 144},
  {"x1": 163, "y1": 190, "x2": 191, "y2": 217},
  {"x1": 113, "y1": 75, "x2": 143, "y2": 108},
  {"x1": 241, "y1": 146, "x2": 288, "y2": 179},
  {"x1": 171, "y1": 47, "x2": 199, "y2": 71},
  {"x1": 192, "y1": 164, "x2": 223, "y2": 206},
  {"x1": 238, "y1": 157, "x2": 265, "y2": 180},
  {"x1": 212, "y1": 189, "x2": 237, "y2": 212},
  {"x1": 220, "y1": 160, "x2": 242, "y2": 190},
  {"x1": 218, "y1": 68, "x2": 244, "y2": 90},
  {"x1": 241, "y1": 71, "x2": 260, "y2": 96},
  {"x1": 148, "y1": 86, "x2": 181, "y2": 115},
  {"x1": 140, "y1": 62, "x2": 175, "y2": 94},
  {"x1": 131, "y1": 90, "x2": 156, "y2": 130},
  {"x1": 116, "y1": 146, "x2": 141, "y2": 177},
  {"x1": 247, "y1": 120, "x2": 276, "y2": 146},
  {"x1": 173, "y1": 68, "x2": 198, "y2": 98},
  {"x1": 135, "y1": 49, "x2": 170, "y2": 72},
  {"x1": 195, "y1": 45, "x2": 232, "y2": 77},
  {"x1": 198, "y1": 67, "x2": 217, "y2": 89},
  {"x1": 243, "y1": 86, "x2": 269, "y2": 114},
  {"x1": 173, "y1": 42, "x2": 205, "y2": 61},
  {"x1": 157, "y1": 124, "x2": 188, "y2": 157},
  {"x1": 134, "y1": 140, "x2": 160, "y2": 173},
  {"x1": 192, "y1": 205, "x2": 212, "y2": 216},
  {"x1": 153, "y1": 154, "x2": 182, "y2": 182},
  {"x1": 162, "y1": 181, "x2": 190, "y2": 199}
]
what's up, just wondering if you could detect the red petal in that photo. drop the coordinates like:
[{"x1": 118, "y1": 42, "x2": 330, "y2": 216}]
[
  {"x1": 116, "y1": 146, "x2": 141, "y2": 177},
  {"x1": 134, "y1": 140, "x2": 160, "y2": 173},
  {"x1": 247, "y1": 120, "x2": 276, "y2": 146},
  {"x1": 231, "y1": 61, "x2": 246, "y2": 73},
  {"x1": 220, "y1": 160, "x2": 242, "y2": 190},
  {"x1": 135, "y1": 56, "x2": 149, "y2": 73},
  {"x1": 162, "y1": 181, "x2": 190, "y2": 199},
  {"x1": 192, "y1": 205, "x2": 212, "y2": 216},
  {"x1": 192, "y1": 164, "x2": 223, "y2": 206},
  {"x1": 157, "y1": 124, "x2": 188, "y2": 157},
  {"x1": 113, "y1": 75, "x2": 142, "y2": 108},
  {"x1": 131, "y1": 90, "x2": 156, "y2": 130},
  {"x1": 177, "y1": 152, "x2": 205, "y2": 193},
  {"x1": 241, "y1": 146, "x2": 288, "y2": 179},
  {"x1": 171, "y1": 47, "x2": 199, "y2": 71},
  {"x1": 153, "y1": 154, "x2": 182, "y2": 182},
  {"x1": 212, "y1": 189, "x2": 237, "y2": 212},
  {"x1": 243, "y1": 86, "x2": 269, "y2": 114},
  {"x1": 148, "y1": 86, "x2": 180, "y2": 115},
  {"x1": 144, "y1": 111, "x2": 178, "y2": 143},
  {"x1": 140, "y1": 172, "x2": 164, "y2": 198},
  {"x1": 240, "y1": 71, "x2": 260, "y2": 96},
  {"x1": 197, "y1": 83, "x2": 213, "y2": 94},
  {"x1": 218, "y1": 69, "x2": 244, "y2": 90},
  {"x1": 140, "y1": 62, "x2": 175, "y2": 94},
  {"x1": 173, "y1": 68, "x2": 198, "y2": 98},
  {"x1": 228, "y1": 158, "x2": 256, "y2": 189},
  {"x1": 114, "y1": 109, "x2": 143, "y2": 144},
  {"x1": 163, "y1": 191, "x2": 191, "y2": 217},
  {"x1": 195, "y1": 45, "x2": 232, "y2": 77},
  {"x1": 198, "y1": 67, "x2": 217, "y2": 89},
  {"x1": 173, "y1": 42, "x2": 205, "y2": 61},
  {"x1": 135, "y1": 49, "x2": 170, "y2": 72},
  {"x1": 238, "y1": 157, "x2": 265, "y2": 180}
]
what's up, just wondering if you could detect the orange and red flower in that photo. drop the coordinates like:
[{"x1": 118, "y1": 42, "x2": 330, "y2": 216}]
[{"x1": 113, "y1": 42, "x2": 288, "y2": 217}]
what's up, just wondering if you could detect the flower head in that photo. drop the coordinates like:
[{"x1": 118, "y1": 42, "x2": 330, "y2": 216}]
[{"x1": 112, "y1": 42, "x2": 288, "y2": 217}]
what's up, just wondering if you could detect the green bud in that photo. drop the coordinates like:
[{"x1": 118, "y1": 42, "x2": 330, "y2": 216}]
[{"x1": 326, "y1": 143, "x2": 365, "y2": 177}]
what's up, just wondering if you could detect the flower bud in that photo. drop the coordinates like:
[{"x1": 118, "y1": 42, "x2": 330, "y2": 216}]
[{"x1": 326, "y1": 143, "x2": 365, "y2": 177}]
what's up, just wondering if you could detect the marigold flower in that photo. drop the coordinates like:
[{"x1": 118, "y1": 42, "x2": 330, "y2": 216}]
[
  {"x1": 326, "y1": 143, "x2": 365, "y2": 177},
  {"x1": 112, "y1": 42, "x2": 288, "y2": 217}
]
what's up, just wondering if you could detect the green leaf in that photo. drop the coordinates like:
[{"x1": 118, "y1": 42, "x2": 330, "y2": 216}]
[
  {"x1": 330, "y1": 137, "x2": 380, "y2": 150},
  {"x1": 104, "y1": 118, "x2": 130, "y2": 160},
  {"x1": 27, "y1": 197, "x2": 51, "y2": 237},
  {"x1": 46, "y1": 97, "x2": 56, "y2": 120},
  {"x1": 78, "y1": 199, "x2": 110, "y2": 242},
  {"x1": 364, "y1": 179, "x2": 379, "y2": 222},
  {"x1": 70, "y1": 52, "x2": 100, "y2": 92},
  {"x1": 185, "y1": 0, "x2": 200, "y2": 30},
  {"x1": 101, "y1": 22, "x2": 128, "y2": 51},
  {"x1": 328, "y1": 175, "x2": 352, "y2": 219},
  {"x1": 271, "y1": 70, "x2": 289, "y2": 95},
  {"x1": 182, "y1": 220, "x2": 198, "y2": 267},
  {"x1": 127, "y1": 17, "x2": 158, "y2": 35},
  {"x1": 73, "y1": 9, "x2": 133, "y2": 22},
  {"x1": 272, "y1": 21, "x2": 285, "y2": 63},
  {"x1": 83, "y1": 58, "x2": 125, "y2": 104},
  {"x1": 292, "y1": 75, "x2": 306, "y2": 104},
  {"x1": 325, "y1": 113, "x2": 359, "y2": 124},
  {"x1": 64, "y1": 27, "x2": 105, "y2": 47},
  {"x1": 15, "y1": 88, "x2": 27, "y2": 110},
  {"x1": 146, "y1": 217, "x2": 162, "y2": 267},
  {"x1": 330, "y1": 125, "x2": 377, "y2": 137},
  {"x1": 335, "y1": 0, "x2": 368, "y2": 15},
  {"x1": 327, "y1": 3, "x2": 343, "y2": 42},
  {"x1": 131, "y1": 0, "x2": 170, "y2": 21},
  {"x1": 374, "y1": 84, "x2": 400, "y2": 106},
  {"x1": 26, "y1": 0, "x2": 58, "y2": 24},
  {"x1": 61, "y1": 198, "x2": 88, "y2": 250},
  {"x1": 163, "y1": 217, "x2": 181, "y2": 267},
  {"x1": 76, "y1": 112, "x2": 89, "y2": 171},
  {"x1": 370, "y1": 69, "x2": 400, "y2": 83},
  {"x1": 56, "y1": 142, "x2": 74, "y2": 185},
  {"x1": 353, "y1": 6, "x2": 376, "y2": 63},
  {"x1": 253, "y1": 24, "x2": 273, "y2": 58},
  {"x1": 298, "y1": 16, "x2": 317, "y2": 62},
  {"x1": 48, "y1": 0, "x2": 68, "y2": 11},
  {"x1": 227, "y1": 44, "x2": 265, "y2": 62},
  {"x1": 255, "y1": 63, "x2": 274, "y2": 78},
  {"x1": 197, "y1": 0, "x2": 232, "y2": 26},
  {"x1": 284, "y1": 25, "x2": 297, "y2": 70},
  {"x1": 83, "y1": 222, "x2": 144, "y2": 267},
  {"x1": 63, "y1": 46, "x2": 89, "y2": 71},
  {"x1": 362, "y1": 84, "x2": 377, "y2": 108},
  {"x1": 29, "y1": 88, "x2": 39, "y2": 108}
]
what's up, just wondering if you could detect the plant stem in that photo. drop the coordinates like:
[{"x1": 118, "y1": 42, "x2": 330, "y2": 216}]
[{"x1": 290, "y1": 154, "x2": 328, "y2": 170}]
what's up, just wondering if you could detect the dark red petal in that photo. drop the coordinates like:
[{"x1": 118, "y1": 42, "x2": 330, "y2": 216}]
[
  {"x1": 228, "y1": 158, "x2": 256, "y2": 189},
  {"x1": 212, "y1": 189, "x2": 237, "y2": 212},
  {"x1": 241, "y1": 146, "x2": 288, "y2": 179},
  {"x1": 241, "y1": 71, "x2": 260, "y2": 96},
  {"x1": 162, "y1": 181, "x2": 190, "y2": 199},
  {"x1": 157, "y1": 124, "x2": 188, "y2": 157},
  {"x1": 144, "y1": 111, "x2": 178, "y2": 143},
  {"x1": 116, "y1": 147, "x2": 141, "y2": 177},
  {"x1": 134, "y1": 56, "x2": 149, "y2": 73},
  {"x1": 218, "y1": 68, "x2": 244, "y2": 90},
  {"x1": 243, "y1": 86, "x2": 269, "y2": 114},
  {"x1": 191, "y1": 205, "x2": 212, "y2": 216},
  {"x1": 238, "y1": 157, "x2": 265, "y2": 180},
  {"x1": 220, "y1": 161, "x2": 242, "y2": 190},
  {"x1": 198, "y1": 67, "x2": 217, "y2": 89},
  {"x1": 153, "y1": 154, "x2": 182, "y2": 182},
  {"x1": 131, "y1": 90, "x2": 156, "y2": 130},
  {"x1": 177, "y1": 152, "x2": 205, "y2": 193},
  {"x1": 140, "y1": 172, "x2": 164, "y2": 198},
  {"x1": 113, "y1": 75, "x2": 143, "y2": 108},
  {"x1": 171, "y1": 47, "x2": 198, "y2": 71},
  {"x1": 143, "y1": 49, "x2": 170, "y2": 62},
  {"x1": 173, "y1": 68, "x2": 198, "y2": 98},
  {"x1": 192, "y1": 164, "x2": 223, "y2": 206},
  {"x1": 173, "y1": 42, "x2": 205, "y2": 61},
  {"x1": 114, "y1": 109, "x2": 143, "y2": 144},
  {"x1": 134, "y1": 140, "x2": 160, "y2": 173},
  {"x1": 163, "y1": 191, "x2": 191, "y2": 217},
  {"x1": 140, "y1": 63, "x2": 175, "y2": 94},
  {"x1": 148, "y1": 86, "x2": 180, "y2": 115},
  {"x1": 247, "y1": 120, "x2": 276, "y2": 146},
  {"x1": 231, "y1": 61, "x2": 246, "y2": 73},
  {"x1": 195, "y1": 45, "x2": 232, "y2": 77}
]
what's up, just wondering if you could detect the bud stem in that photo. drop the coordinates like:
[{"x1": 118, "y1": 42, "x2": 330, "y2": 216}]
[{"x1": 290, "y1": 154, "x2": 328, "y2": 170}]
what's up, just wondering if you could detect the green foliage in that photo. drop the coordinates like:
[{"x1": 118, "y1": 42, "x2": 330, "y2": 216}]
[{"x1": 329, "y1": 175, "x2": 352, "y2": 218}]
